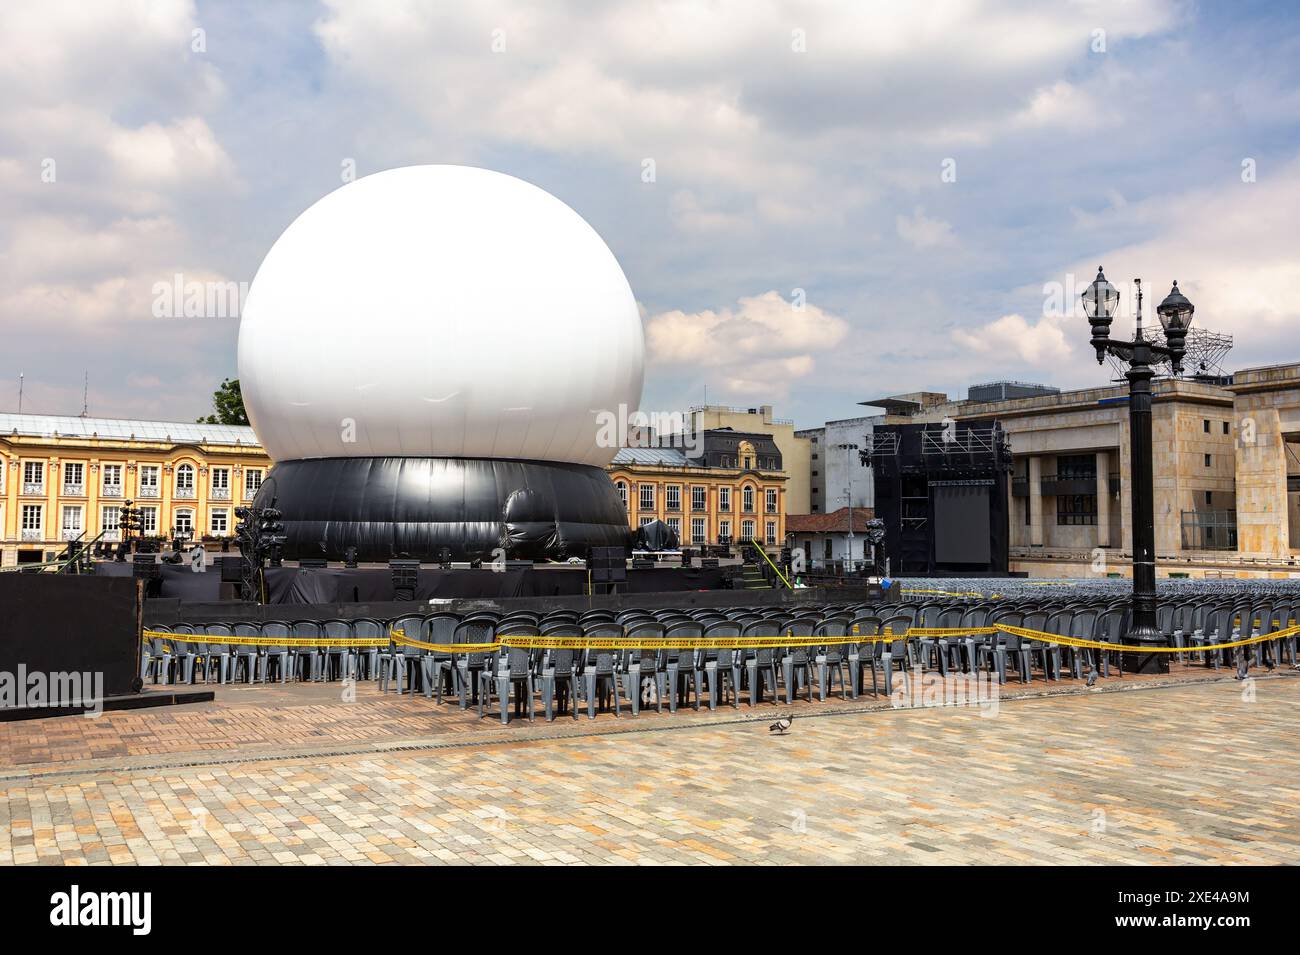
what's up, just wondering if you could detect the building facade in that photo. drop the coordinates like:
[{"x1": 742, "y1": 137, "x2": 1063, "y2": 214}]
[
  {"x1": 608, "y1": 431, "x2": 787, "y2": 550},
  {"x1": 691, "y1": 404, "x2": 810, "y2": 515},
  {"x1": 785, "y1": 507, "x2": 874, "y2": 569},
  {"x1": 796, "y1": 414, "x2": 879, "y2": 514},
  {"x1": 0, "y1": 414, "x2": 269, "y2": 567},
  {"x1": 865, "y1": 362, "x2": 1300, "y2": 578}
]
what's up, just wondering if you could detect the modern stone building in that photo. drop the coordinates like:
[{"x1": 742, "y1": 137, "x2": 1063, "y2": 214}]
[{"x1": 864, "y1": 362, "x2": 1300, "y2": 578}]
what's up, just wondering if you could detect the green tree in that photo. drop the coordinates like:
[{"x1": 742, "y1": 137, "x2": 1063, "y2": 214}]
[{"x1": 197, "y1": 377, "x2": 249, "y2": 425}]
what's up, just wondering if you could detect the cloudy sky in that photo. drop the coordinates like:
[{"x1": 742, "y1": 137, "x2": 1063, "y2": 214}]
[{"x1": 3, "y1": 0, "x2": 1299, "y2": 429}]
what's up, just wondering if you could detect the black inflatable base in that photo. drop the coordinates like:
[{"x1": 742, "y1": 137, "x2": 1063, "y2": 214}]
[
  {"x1": 258, "y1": 456, "x2": 633, "y2": 563},
  {"x1": 0, "y1": 689, "x2": 215, "y2": 723}
]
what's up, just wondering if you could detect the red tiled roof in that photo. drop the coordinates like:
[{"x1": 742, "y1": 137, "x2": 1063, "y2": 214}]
[{"x1": 785, "y1": 506, "x2": 873, "y2": 533}]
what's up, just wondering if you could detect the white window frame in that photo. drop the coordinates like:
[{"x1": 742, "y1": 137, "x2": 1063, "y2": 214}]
[
  {"x1": 61, "y1": 504, "x2": 84, "y2": 539},
  {"x1": 173, "y1": 508, "x2": 194, "y2": 535},
  {"x1": 665, "y1": 485, "x2": 681, "y2": 511},
  {"x1": 175, "y1": 463, "x2": 196, "y2": 496},
  {"x1": 742, "y1": 485, "x2": 755, "y2": 513},
  {"x1": 718, "y1": 486, "x2": 731, "y2": 512},
  {"x1": 691, "y1": 517, "x2": 706, "y2": 543},
  {"x1": 638, "y1": 483, "x2": 655, "y2": 511},
  {"x1": 140, "y1": 506, "x2": 159, "y2": 534},
  {"x1": 101, "y1": 463, "x2": 123, "y2": 496},
  {"x1": 210, "y1": 508, "x2": 229, "y2": 534},
  {"x1": 666, "y1": 516, "x2": 681, "y2": 537},
  {"x1": 244, "y1": 468, "x2": 263, "y2": 496},
  {"x1": 21, "y1": 503, "x2": 43, "y2": 532},
  {"x1": 139, "y1": 465, "x2": 160, "y2": 498},
  {"x1": 616, "y1": 480, "x2": 628, "y2": 509},
  {"x1": 691, "y1": 486, "x2": 707, "y2": 512},
  {"x1": 63, "y1": 461, "x2": 85, "y2": 494},
  {"x1": 23, "y1": 460, "x2": 44, "y2": 494},
  {"x1": 741, "y1": 519, "x2": 756, "y2": 541},
  {"x1": 719, "y1": 519, "x2": 731, "y2": 541},
  {"x1": 101, "y1": 505, "x2": 121, "y2": 542},
  {"x1": 765, "y1": 487, "x2": 778, "y2": 513},
  {"x1": 765, "y1": 520, "x2": 777, "y2": 546}
]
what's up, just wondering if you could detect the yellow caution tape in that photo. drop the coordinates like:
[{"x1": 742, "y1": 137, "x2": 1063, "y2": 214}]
[
  {"x1": 142, "y1": 619, "x2": 1300, "y2": 658},
  {"x1": 142, "y1": 629, "x2": 389, "y2": 648}
]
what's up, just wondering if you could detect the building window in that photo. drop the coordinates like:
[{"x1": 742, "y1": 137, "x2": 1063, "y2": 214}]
[
  {"x1": 63, "y1": 461, "x2": 85, "y2": 495},
  {"x1": 244, "y1": 468, "x2": 263, "y2": 496},
  {"x1": 638, "y1": 516, "x2": 655, "y2": 528},
  {"x1": 691, "y1": 517, "x2": 706, "y2": 543},
  {"x1": 824, "y1": 538, "x2": 833, "y2": 560},
  {"x1": 102, "y1": 463, "x2": 123, "y2": 496},
  {"x1": 1223, "y1": 421, "x2": 1230, "y2": 435},
  {"x1": 765, "y1": 520, "x2": 776, "y2": 546},
  {"x1": 175, "y1": 464, "x2": 196, "y2": 498},
  {"x1": 638, "y1": 483, "x2": 655, "y2": 511},
  {"x1": 22, "y1": 461, "x2": 44, "y2": 494},
  {"x1": 174, "y1": 509, "x2": 194, "y2": 536},
  {"x1": 21, "y1": 504, "x2": 43, "y2": 540},
  {"x1": 616, "y1": 480, "x2": 628, "y2": 510},
  {"x1": 741, "y1": 518, "x2": 756, "y2": 541},
  {"x1": 765, "y1": 488, "x2": 778, "y2": 513},
  {"x1": 1057, "y1": 494, "x2": 1097, "y2": 526},
  {"x1": 718, "y1": 487, "x2": 731, "y2": 512},
  {"x1": 666, "y1": 516, "x2": 680, "y2": 538},
  {"x1": 139, "y1": 506, "x2": 158, "y2": 534},
  {"x1": 691, "y1": 486, "x2": 707, "y2": 512},
  {"x1": 665, "y1": 485, "x2": 681, "y2": 511},
  {"x1": 718, "y1": 519, "x2": 732, "y2": 543},
  {"x1": 1205, "y1": 490, "x2": 1213, "y2": 507},
  {"x1": 1203, "y1": 419, "x2": 1210, "y2": 433},
  {"x1": 210, "y1": 467, "x2": 230, "y2": 500},
  {"x1": 1056, "y1": 454, "x2": 1096, "y2": 481},
  {"x1": 61, "y1": 505, "x2": 83, "y2": 540},
  {"x1": 101, "y1": 505, "x2": 121, "y2": 541},
  {"x1": 742, "y1": 486, "x2": 755, "y2": 513},
  {"x1": 1204, "y1": 453, "x2": 1212, "y2": 468},
  {"x1": 210, "y1": 508, "x2": 229, "y2": 534},
  {"x1": 139, "y1": 465, "x2": 160, "y2": 498}
]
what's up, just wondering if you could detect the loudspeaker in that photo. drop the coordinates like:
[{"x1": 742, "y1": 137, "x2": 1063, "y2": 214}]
[
  {"x1": 131, "y1": 554, "x2": 160, "y2": 580},
  {"x1": 219, "y1": 555, "x2": 244, "y2": 583},
  {"x1": 299, "y1": 558, "x2": 328, "y2": 569},
  {"x1": 390, "y1": 559, "x2": 420, "y2": 600}
]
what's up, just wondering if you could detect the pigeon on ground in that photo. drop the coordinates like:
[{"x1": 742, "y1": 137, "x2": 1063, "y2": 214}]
[
  {"x1": 769, "y1": 716, "x2": 793, "y2": 735},
  {"x1": 1085, "y1": 666, "x2": 1098, "y2": 688}
]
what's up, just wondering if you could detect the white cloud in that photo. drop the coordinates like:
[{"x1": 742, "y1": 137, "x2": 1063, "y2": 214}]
[
  {"x1": 896, "y1": 207, "x2": 956, "y2": 249},
  {"x1": 953, "y1": 313, "x2": 1074, "y2": 366},
  {"x1": 645, "y1": 290, "x2": 848, "y2": 396}
]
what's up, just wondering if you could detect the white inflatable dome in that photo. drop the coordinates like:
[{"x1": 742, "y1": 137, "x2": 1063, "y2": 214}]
[{"x1": 237, "y1": 165, "x2": 644, "y2": 468}]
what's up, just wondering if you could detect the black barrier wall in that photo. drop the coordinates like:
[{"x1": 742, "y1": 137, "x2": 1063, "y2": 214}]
[{"x1": 0, "y1": 574, "x2": 142, "y2": 706}]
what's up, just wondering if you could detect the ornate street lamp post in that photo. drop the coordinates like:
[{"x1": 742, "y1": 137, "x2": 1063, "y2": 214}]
[{"x1": 1082, "y1": 267, "x2": 1194, "y2": 673}]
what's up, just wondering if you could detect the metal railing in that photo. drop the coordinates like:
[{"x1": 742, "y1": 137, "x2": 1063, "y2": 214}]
[{"x1": 139, "y1": 485, "x2": 160, "y2": 498}]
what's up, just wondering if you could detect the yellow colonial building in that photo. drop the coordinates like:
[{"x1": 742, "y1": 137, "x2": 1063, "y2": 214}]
[
  {"x1": 0, "y1": 413, "x2": 270, "y2": 566},
  {"x1": 607, "y1": 428, "x2": 788, "y2": 550}
]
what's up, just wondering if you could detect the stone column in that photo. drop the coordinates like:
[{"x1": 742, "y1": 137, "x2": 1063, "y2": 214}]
[
  {"x1": 1095, "y1": 450, "x2": 1111, "y2": 548},
  {"x1": 1028, "y1": 455, "x2": 1043, "y2": 547}
]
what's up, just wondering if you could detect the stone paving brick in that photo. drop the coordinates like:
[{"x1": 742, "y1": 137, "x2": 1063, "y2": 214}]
[{"x1": 1, "y1": 675, "x2": 1296, "y2": 864}]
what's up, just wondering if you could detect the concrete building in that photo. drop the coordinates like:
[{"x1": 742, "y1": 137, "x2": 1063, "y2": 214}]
[
  {"x1": 796, "y1": 414, "x2": 880, "y2": 514},
  {"x1": 1, "y1": 413, "x2": 269, "y2": 567},
  {"x1": 865, "y1": 363, "x2": 1300, "y2": 578},
  {"x1": 691, "y1": 405, "x2": 810, "y2": 515}
]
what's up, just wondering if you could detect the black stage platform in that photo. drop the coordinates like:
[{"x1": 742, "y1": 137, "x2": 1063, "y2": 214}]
[{"x1": 94, "y1": 562, "x2": 731, "y2": 604}]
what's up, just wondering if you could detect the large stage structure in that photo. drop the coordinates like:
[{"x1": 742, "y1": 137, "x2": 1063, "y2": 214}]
[
  {"x1": 237, "y1": 165, "x2": 644, "y2": 563},
  {"x1": 867, "y1": 422, "x2": 1013, "y2": 576}
]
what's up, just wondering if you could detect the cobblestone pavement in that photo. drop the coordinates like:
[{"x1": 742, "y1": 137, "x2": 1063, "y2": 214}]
[{"x1": 1, "y1": 675, "x2": 1296, "y2": 864}]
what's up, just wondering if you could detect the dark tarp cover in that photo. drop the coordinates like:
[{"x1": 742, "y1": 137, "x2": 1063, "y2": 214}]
[
  {"x1": 257, "y1": 456, "x2": 633, "y2": 563},
  {"x1": 635, "y1": 519, "x2": 679, "y2": 551}
]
